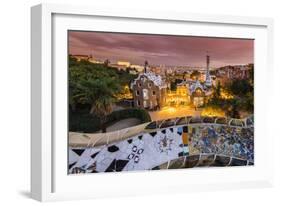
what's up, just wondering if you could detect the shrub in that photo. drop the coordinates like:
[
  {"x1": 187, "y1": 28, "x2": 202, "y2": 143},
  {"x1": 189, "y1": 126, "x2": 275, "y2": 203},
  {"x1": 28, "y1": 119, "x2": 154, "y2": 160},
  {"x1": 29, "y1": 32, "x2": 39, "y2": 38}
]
[{"x1": 69, "y1": 108, "x2": 151, "y2": 133}]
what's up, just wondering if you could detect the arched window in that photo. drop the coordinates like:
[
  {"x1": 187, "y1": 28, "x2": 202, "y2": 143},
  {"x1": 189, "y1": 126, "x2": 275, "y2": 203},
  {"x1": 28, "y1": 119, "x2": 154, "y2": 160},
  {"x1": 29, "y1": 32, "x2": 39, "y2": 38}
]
[{"x1": 143, "y1": 89, "x2": 149, "y2": 100}]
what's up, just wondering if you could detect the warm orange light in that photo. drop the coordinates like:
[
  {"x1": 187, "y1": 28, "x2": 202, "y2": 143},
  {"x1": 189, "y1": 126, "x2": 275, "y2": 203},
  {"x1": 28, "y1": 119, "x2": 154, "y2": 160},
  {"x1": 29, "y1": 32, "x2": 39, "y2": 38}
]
[
  {"x1": 201, "y1": 107, "x2": 225, "y2": 117},
  {"x1": 165, "y1": 86, "x2": 189, "y2": 107},
  {"x1": 220, "y1": 89, "x2": 233, "y2": 99},
  {"x1": 116, "y1": 85, "x2": 133, "y2": 99}
]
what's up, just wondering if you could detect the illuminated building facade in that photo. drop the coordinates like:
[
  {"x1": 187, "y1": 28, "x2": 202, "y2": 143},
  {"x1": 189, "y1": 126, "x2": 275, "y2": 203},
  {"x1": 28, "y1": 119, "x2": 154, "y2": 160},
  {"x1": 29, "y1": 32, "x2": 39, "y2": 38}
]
[
  {"x1": 189, "y1": 80, "x2": 207, "y2": 107},
  {"x1": 117, "y1": 61, "x2": 131, "y2": 67},
  {"x1": 165, "y1": 84, "x2": 190, "y2": 107},
  {"x1": 131, "y1": 55, "x2": 213, "y2": 110},
  {"x1": 131, "y1": 72, "x2": 167, "y2": 110},
  {"x1": 188, "y1": 55, "x2": 213, "y2": 107}
]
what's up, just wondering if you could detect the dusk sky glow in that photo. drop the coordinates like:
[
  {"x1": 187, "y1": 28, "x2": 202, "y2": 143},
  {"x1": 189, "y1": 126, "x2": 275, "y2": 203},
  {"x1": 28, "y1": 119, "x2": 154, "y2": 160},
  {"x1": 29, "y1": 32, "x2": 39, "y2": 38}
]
[{"x1": 69, "y1": 31, "x2": 254, "y2": 67}]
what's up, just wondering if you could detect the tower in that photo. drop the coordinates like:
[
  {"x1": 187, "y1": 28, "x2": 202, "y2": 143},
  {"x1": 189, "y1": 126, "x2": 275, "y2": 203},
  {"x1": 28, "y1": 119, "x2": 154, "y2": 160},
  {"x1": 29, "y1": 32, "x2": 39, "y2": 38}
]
[
  {"x1": 144, "y1": 60, "x2": 148, "y2": 73},
  {"x1": 205, "y1": 54, "x2": 212, "y2": 87}
]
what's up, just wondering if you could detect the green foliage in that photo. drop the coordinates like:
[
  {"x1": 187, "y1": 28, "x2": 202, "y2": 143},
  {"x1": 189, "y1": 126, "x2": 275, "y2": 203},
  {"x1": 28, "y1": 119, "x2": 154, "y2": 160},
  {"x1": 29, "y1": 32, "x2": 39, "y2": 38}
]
[
  {"x1": 69, "y1": 55, "x2": 78, "y2": 67},
  {"x1": 68, "y1": 55, "x2": 139, "y2": 132},
  {"x1": 207, "y1": 79, "x2": 253, "y2": 118},
  {"x1": 214, "y1": 81, "x2": 221, "y2": 99},
  {"x1": 227, "y1": 79, "x2": 254, "y2": 115},
  {"x1": 69, "y1": 59, "x2": 121, "y2": 116},
  {"x1": 207, "y1": 98, "x2": 241, "y2": 118},
  {"x1": 226, "y1": 79, "x2": 253, "y2": 96},
  {"x1": 69, "y1": 108, "x2": 100, "y2": 133},
  {"x1": 246, "y1": 64, "x2": 254, "y2": 82},
  {"x1": 107, "y1": 108, "x2": 151, "y2": 124},
  {"x1": 225, "y1": 98, "x2": 241, "y2": 118},
  {"x1": 170, "y1": 81, "x2": 177, "y2": 91},
  {"x1": 210, "y1": 70, "x2": 216, "y2": 75},
  {"x1": 115, "y1": 69, "x2": 137, "y2": 86}
]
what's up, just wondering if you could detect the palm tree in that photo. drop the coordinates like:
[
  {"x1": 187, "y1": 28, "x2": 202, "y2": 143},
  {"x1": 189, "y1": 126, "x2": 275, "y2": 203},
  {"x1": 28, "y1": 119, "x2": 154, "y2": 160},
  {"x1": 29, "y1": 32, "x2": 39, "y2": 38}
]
[
  {"x1": 78, "y1": 77, "x2": 120, "y2": 133},
  {"x1": 90, "y1": 95, "x2": 114, "y2": 133}
]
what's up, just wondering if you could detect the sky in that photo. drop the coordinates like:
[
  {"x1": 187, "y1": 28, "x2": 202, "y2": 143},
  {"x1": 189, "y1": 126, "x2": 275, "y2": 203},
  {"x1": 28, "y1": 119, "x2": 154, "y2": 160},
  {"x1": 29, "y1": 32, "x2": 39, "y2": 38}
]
[{"x1": 69, "y1": 31, "x2": 254, "y2": 67}]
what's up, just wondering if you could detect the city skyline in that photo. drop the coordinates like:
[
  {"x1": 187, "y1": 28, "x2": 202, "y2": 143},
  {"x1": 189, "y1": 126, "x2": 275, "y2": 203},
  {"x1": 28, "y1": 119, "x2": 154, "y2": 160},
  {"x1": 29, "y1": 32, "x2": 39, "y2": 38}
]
[{"x1": 69, "y1": 31, "x2": 254, "y2": 67}]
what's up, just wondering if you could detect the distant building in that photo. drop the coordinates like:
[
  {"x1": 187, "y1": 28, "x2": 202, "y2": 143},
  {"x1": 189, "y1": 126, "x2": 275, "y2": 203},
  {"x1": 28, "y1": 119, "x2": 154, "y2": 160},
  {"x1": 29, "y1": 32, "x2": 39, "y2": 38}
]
[
  {"x1": 217, "y1": 64, "x2": 252, "y2": 80},
  {"x1": 117, "y1": 61, "x2": 131, "y2": 67},
  {"x1": 130, "y1": 64, "x2": 145, "y2": 73},
  {"x1": 131, "y1": 70, "x2": 167, "y2": 110},
  {"x1": 88, "y1": 59, "x2": 104, "y2": 64},
  {"x1": 71, "y1": 54, "x2": 92, "y2": 61},
  {"x1": 71, "y1": 54, "x2": 103, "y2": 64},
  {"x1": 165, "y1": 83, "x2": 190, "y2": 107},
  {"x1": 187, "y1": 55, "x2": 213, "y2": 107},
  {"x1": 165, "y1": 67, "x2": 174, "y2": 75},
  {"x1": 131, "y1": 55, "x2": 215, "y2": 109},
  {"x1": 216, "y1": 64, "x2": 253, "y2": 84},
  {"x1": 150, "y1": 66, "x2": 162, "y2": 75},
  {"x1": 189, "y1": 80, "x2": 212, "y2": 107},
  {"x1": 109, "y1": 64, "x2": 127, "y2": 71},
  {"x1": 129, "y1": 69, "x2": 138, "y2": 75}
]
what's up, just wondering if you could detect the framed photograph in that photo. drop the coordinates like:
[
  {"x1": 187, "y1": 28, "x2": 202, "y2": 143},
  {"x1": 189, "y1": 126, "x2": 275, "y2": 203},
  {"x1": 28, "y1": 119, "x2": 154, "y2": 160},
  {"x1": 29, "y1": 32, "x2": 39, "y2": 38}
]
[{"x1": 31, "y1": 3, "x2": 274, "y2": 201}]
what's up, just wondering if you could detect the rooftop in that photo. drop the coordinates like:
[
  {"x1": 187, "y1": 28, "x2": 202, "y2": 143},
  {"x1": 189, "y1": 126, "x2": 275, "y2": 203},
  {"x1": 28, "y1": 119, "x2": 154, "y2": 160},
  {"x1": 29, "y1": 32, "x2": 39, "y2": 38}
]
[{"x1": 132, "y1": 72, "x2": 167, "y2": 89}]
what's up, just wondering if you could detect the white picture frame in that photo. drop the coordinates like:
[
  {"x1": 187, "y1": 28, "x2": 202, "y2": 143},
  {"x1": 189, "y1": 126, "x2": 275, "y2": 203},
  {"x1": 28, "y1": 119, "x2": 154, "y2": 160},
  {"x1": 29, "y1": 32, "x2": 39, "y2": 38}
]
[{"x1": 31, "y1": 3, "x2": 274, "y2": 202}]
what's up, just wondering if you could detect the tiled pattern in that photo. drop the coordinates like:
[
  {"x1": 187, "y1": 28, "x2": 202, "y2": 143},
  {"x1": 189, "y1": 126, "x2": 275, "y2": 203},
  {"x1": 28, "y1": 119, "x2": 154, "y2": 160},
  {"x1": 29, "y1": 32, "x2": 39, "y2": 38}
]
[
  {"x1": 69, "y1": 125, "x2": 254, "y2": 174},
  {"x1": 188, "y1": 125, "x2": 254, "y2": 161}
]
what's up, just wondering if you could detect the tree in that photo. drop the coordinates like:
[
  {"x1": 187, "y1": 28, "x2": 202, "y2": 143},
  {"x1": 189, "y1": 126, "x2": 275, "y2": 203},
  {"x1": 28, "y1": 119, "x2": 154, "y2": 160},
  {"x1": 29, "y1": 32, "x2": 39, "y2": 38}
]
[
  {"x1": 214, "y1": 81, "x2": 221, "y2": 99},
  {"x1": 69, "y1": 55, "x2": 78, "y2": 67},
  {"x1": 69, "y1": 57, "x2": 121, "y2": 132},
  {"x1": 248, "y1": 64, "x2": 254, "y2": 85},
  {"x1": 182, "y1": 71, "x2": 187, "y2": 80},
  {"x1": 170, "y1": 81, "x2": 177, "y2": 91},
  {"x1": 103, "y1": 59, "x2": 110, "y2": 67},
  {"x1": 226, "y1": 79, "x2": 252, "y2": 96},
  {"x1": 78, "y1": 77, "x2": 120, "y2": 133},
  {"x1": 226, "y1": 99, "x2": 240, "y2": 118},
  {"x1": 190, "y1": 70, "x2": 201, "y2": 80}
]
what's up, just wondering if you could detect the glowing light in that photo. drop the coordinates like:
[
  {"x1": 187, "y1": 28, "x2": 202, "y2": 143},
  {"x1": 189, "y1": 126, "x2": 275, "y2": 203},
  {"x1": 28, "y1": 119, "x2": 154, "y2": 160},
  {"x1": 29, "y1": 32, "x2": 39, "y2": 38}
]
[
  {"x1": 166, "y1": 107, "x2": 176, "y2": 114},
  {"x1": 165, "y1": 85, "x2": 190, "y2": 107},
  {"x1": 116, "y1": 85, "x2": 133, "y2": 99},
  {"x1": 201, "y1": 107, "x2": 225, "y2": 117},
  {"x1": 220, "y1": 89, "x2": 233, "y2": 99}
]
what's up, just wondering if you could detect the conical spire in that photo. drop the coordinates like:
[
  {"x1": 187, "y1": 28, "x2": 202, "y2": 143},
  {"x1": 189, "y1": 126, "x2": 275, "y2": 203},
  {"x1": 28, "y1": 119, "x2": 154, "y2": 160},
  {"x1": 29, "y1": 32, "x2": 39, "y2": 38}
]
[{"x1": 205, "y1": 52, "x2": 212, "y2": 87}]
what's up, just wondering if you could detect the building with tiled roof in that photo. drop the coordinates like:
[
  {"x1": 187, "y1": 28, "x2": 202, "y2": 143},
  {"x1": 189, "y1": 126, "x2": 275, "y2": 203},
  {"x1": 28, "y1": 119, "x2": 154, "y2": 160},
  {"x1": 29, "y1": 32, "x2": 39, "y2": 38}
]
[{"x1": 131, "y1": 68, "x2": 167, "y2": 110}]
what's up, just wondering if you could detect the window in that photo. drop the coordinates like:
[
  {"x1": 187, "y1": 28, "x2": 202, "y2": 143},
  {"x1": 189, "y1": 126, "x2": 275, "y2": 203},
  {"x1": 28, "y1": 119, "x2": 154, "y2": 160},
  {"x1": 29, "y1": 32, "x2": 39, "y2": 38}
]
[
  {"x1": 138, "y1": 83, "x2": 142, "y2": 87},
  {"x1": 193, "y1": 97, "x2": 204, "y2": 107},
  {"x1": 136, "y1": 90, "x2": 140, "y2": 96},
  {"x1": 143, "y1": 100, "x2": 147, "y2": 108},
  {"x1": 148, "y1": 83, "x2": 152, "y2": 88},
  {"x1": 152, "y1": 91, "x2": 156, "y2": 95},
  {"x1": 137, "y1": 100, "x2": 140, "y2": 106},
  {"x1": 143, "y1": 89, "x2": 149, "y2": 100},
  {"x1": 195, "y1": 88, "x2": 202, "y2": 95}
]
